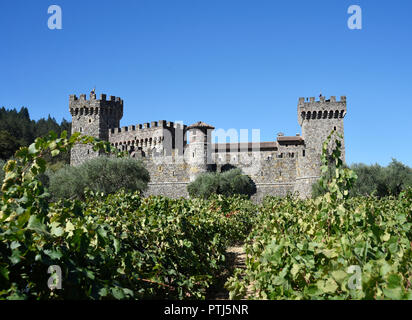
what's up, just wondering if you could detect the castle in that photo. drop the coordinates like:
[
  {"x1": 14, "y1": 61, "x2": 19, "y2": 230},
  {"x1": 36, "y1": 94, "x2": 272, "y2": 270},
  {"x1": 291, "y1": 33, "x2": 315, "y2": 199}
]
[{"x1": 69, "y1": 92, "x2": 347, "y2": 200}]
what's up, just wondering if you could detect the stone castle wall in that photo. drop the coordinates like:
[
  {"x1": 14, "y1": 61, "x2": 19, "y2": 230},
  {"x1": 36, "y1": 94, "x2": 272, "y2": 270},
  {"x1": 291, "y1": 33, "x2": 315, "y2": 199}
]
[{"x1": 69, "y1": 93, "x2": 347, "y2": 201}]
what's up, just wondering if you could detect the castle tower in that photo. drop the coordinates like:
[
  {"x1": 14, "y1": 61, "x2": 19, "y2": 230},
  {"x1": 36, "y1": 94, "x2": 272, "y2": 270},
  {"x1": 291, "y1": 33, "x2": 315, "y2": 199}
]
[
  {"x1": 69, "y1": 92, "x2": 123, "y2": 165},
  {"x1": 186, "y1": 121, "x2": 215, "y2": 181},
  {"x1": 294, "y1": 95, "x2": 347, "y2": 197}
]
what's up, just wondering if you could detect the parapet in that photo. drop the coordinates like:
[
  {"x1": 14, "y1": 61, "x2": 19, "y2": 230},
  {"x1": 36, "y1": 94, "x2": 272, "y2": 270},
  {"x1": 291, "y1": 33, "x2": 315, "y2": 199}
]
[
  {"x1": 109, "y1": 120, "x2": 181, "y2": 136},
  {"x1": 69, "y1": 93, "x2": 123, "y2": 104},
  {"x1": 297, "y1": 95, "x2": 347, "y2": 125},
  {"x1": 298, "y1": 95, "x2": 346, "y2": 106},
  {"x1": 69, "y1": 92, "x2": 124, "y2": 117}
]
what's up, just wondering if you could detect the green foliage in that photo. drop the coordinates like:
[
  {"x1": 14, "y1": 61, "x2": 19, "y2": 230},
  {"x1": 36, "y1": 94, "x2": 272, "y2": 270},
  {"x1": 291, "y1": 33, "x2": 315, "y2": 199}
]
[
  {"x1": 0, "y1": 131, "x2": 255, "y2": 299},
  {"x1": 0, "y1": 107, "x2": 71, "y2": 163},
  {"x1": 0, "y1": 131, "x2": 20, "y2": 160},
  {"x1": 1, "y1": 128, "x2": 410, "y2": 300},
  {"x1": 0, "y1": 159, "x2": 5, "y2": 186},
  {"x1": 187, "y1": 168, "x2": 256, "y2": 199},
  {"x1": 226, "y1": 132, "x2": 412, "y2": 300},
  {"x1": 313, "y1": 159, "x2": 412, "y2": 198},
  {"x1": 350, "y1": 160, "x2": 412, "y2": 197},
  {"x1": 48, "y1": 157, "x2": 150, "y2": 201}
]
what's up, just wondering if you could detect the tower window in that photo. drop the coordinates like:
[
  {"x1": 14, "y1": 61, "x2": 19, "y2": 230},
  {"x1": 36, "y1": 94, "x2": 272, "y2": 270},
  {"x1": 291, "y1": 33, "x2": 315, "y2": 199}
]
[
  {"x1": 334, "y1": 126, "x2": 337, "y2": 131},
  {"x1": 303, "y1": 150, "x2": 305, "y2": 157}
]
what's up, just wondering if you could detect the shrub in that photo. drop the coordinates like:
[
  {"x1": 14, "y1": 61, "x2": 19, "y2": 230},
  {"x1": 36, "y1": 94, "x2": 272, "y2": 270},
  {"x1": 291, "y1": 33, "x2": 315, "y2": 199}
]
[
  {"x1": 49, "y1": 157, "x2": 150, "y2": 200},
  {"x1": 187, "y1": 168, "x2": 256, "y2": 199},
  {"x1": 313, "y1": 158, "x2": 412, "y2": 198}
]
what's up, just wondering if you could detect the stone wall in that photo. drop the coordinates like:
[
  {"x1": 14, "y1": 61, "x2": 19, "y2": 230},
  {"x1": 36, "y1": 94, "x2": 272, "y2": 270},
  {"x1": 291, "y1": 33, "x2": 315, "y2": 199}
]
[{"x1": 69, "y1": 93, "x2": 347, "y2": 201}]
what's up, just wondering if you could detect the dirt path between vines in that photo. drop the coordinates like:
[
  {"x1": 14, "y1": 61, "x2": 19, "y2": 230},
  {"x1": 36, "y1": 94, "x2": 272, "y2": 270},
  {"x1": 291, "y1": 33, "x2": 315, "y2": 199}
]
[{"x1": 206, "y1": 244, "x2": 247, "y2": 300}]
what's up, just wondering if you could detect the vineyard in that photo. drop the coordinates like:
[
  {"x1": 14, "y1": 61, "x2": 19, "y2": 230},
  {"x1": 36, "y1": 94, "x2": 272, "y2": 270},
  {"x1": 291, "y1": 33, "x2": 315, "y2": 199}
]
[{"x1": 0, "y1": 131, "x2": 411, "y2": 299}]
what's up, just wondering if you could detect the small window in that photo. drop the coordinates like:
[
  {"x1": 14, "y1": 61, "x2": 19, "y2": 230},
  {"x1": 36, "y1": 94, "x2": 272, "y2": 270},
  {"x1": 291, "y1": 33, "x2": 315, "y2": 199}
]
[
  {"x1": 334, "y1": 126, "x2": 337, "y2": 131},
  {"x1": 89, "y1": 119, "x2": 92, "y2": 123},
  {"x1": 303, "y1": 150, "x2": 305, "y2": 157}
]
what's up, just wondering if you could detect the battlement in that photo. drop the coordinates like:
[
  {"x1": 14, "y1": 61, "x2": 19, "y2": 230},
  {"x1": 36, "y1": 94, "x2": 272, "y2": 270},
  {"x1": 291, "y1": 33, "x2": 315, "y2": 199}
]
[
  {"x1": 298, "y1": 95, "x2": 346, "y2": 106},
  {"x1": 109, "y1": 121, "x2": 187, "y2": 135},
  {"x1": 297, "y1": 95, "x2": 347, "y2": 125},
  {"x1": 69, "y1": 93, "x2": 123, "y2": 103},
  {"x1": 69, "y1": 92, "x2": 123, "y2": 117}
]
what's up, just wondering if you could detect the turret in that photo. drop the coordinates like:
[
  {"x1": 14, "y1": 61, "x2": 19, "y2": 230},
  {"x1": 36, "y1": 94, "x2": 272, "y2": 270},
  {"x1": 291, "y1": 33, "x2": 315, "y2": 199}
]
[
  {"x1": 186, "y1": 121, "x2": 214, "y2": 181},
  {"x1": 294, "y1": 95, "x2": 347, "y2": 197},
  {"x1": 69, "y1": 92, "x2": 123, "y2": 165}
]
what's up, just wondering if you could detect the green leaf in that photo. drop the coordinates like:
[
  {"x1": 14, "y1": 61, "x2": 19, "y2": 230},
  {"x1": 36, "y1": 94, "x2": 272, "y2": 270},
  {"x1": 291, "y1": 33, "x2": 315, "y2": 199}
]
[
  {"x1": 323, "y1": 278, "x2": 338, "y2": 293},
  {"x1": 99, "y1": 287, "x2": 109, "y2": 297},
  {"x1": 28, "y1": 143, "x2": 38, "y2": 155},
  {"x1": 10, "y1": 249, "x2": 22, "y2": 265},
  {"x1": 51, "y1": 149, "x2": 60, "y2": 157},
  {"x1": 0, "y1": 266, "x2": 10, "y2": 281},
  {"x1": 44, "y1": 249, "x2": 63, "y2": 260},
  {"x1": 27, "y1": 215, "x2": 48, "y2": 234},
  {"x1": 382, "y1": 287, "x2": 403, "y2": 300},
  {"x1": 113, "y1": 238, "x2": 121, "y2": 254},
  {"x1": 381, "y1": 232, "x2": 390, "y2": 242},
  {"x1": 331, "y1": 270, "x2": 347, "y2": 284},
  {"x1": 111, "y1": 287, "x2": 125, "y2": 300},
  {"x1": 290, "y1": 264, "x2": 300, "y2": 278},
  {"x1": 50, "y1": 222, "x2": 64, "y2": 237},
  {"x1": 321, "y1": 248, "x2": 338, "y2": 258},
  {"x1": 10, "y1": 241, "x2": 20, "y2": 250}
]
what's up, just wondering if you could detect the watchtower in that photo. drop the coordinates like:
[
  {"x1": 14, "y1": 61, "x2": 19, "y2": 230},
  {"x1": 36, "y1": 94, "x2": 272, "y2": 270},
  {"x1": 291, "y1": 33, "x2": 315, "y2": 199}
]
[
  {"x1": 186, "y1": 121, "x2": 215, "y2": 181},
  {"x1": 294, "y1": 96, "x2": 347, "y2": 197},
  {"x1": 69, "y1": 92, "x2": 123, "y2": 165}
]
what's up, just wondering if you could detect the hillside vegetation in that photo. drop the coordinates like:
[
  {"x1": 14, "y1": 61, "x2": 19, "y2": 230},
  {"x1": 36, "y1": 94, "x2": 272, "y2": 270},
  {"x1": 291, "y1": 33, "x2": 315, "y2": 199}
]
[{"x1": 0, "y1": 107, "x2": 70, "y2": 162}]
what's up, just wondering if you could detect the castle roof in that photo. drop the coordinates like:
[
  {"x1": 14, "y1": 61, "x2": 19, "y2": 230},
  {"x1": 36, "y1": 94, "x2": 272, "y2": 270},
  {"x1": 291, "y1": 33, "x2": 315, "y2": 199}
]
[
  {"x1": 277, "y1": 136, "x2": 304, "y2": 143},
  {"x1": 187, "y1": 121, "x2": 215, "y2": 130}
]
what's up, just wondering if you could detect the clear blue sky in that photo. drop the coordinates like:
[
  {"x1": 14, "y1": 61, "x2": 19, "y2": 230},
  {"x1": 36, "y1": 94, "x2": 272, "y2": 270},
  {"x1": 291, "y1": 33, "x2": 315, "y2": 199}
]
[{"x1": 0, "y1": 0, "x2": 411, "y2": 166}]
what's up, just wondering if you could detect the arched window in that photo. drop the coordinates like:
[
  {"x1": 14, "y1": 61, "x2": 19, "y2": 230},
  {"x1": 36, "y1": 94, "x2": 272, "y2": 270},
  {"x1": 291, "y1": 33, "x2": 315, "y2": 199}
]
[{"x1": 312, "y1": 111, "x2": 317, "y2": 119}]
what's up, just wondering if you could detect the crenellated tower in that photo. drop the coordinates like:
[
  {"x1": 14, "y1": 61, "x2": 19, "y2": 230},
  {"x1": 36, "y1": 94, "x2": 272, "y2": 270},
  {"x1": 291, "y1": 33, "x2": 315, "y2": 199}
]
[
  {"x1": 69, "y1": 92, "x2": 123, "y2": 165},
  {"x1": 186, "y1": 121, "x2": 215, "y2": 181},
  {"x1": 294, "y1": 95, "x2": 347, "y2": 197}
]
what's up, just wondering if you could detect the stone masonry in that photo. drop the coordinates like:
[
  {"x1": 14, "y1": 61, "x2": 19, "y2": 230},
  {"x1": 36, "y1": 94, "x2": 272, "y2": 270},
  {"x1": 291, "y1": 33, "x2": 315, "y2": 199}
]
[{"x1": 69, "y1": 92, "x2": 347, "y2": 200}]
